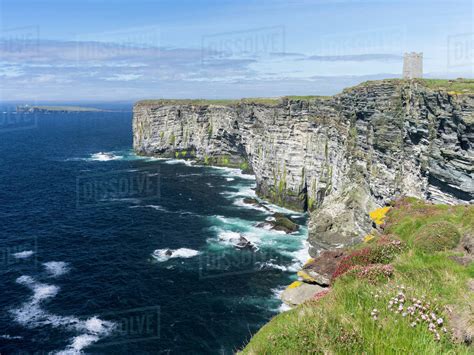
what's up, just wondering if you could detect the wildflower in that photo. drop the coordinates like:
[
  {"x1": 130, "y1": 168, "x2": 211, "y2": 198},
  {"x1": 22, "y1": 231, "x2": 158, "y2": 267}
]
[
  {"x1": 402, "y1": 312, "x2": 407, "y2": 317},
  {"x1": 442, "y1": 327, "x2": 447, "y2": 333},
  {"x1": 436, "y1": 318, "x2": 443, "y2": 326},
  {"x1": 410, "y1": 322, "x2": 417, "y2": 327},
  {"x1": 370, "y1": 309, "x2": 379, "y2": 320}
]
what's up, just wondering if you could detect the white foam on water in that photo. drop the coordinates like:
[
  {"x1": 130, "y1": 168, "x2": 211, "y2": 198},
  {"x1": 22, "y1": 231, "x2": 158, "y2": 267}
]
[
  {"x1": 211, "y1": 166, "x2": 255, "y2": 180},
  {"x1": 13, "y1": 250, "x2": 34, "y2": 259},
  {"x1": 12, "y1": 275, "x2": 115, "y2": 354},
  {"x1": 217, "y1": 230, "x2": 241, "y2": 242},
  {"x1": 233, "y1": 198, "x2": 270, "y2": 213},
  {"x1": 162, "y1": 158, "x2": 195, "y2": 166},
  {"x1": 43, "y1": 261, "x2": 70, "y2": 278},
  {"x1": 16, "y1": 275, "x2": 59, "y2": 302},
  {"x1": 101, "y1": 197, "x2": 142, "y2": 204},
  {"x1": 271, "y1": 286, "x2": 291, "y2": 313},
  {"x1": 0, "y1": 334, "x2": 23, "y2": 340},
  {"x1": 89, "y1": 152, "x2": 123, "y2": 161},
  {"x1": 152, "y1": 248, "x2": 200, "y2": 262},
  {"x1": 257, "y1": 261, "x2": 289, "y2": 272},
  {"x1": 130, "y1": 204, "x2": 169, "y2": 212},
  {"x1": 226, "y1": 177, "x2": 235, "y2": 181},
  {"x1": 222, "y1": 185, "x2": 256, "y2": 198},
  {"x1": 58, "y1": 334, "x2": 100, "y2": 354}
]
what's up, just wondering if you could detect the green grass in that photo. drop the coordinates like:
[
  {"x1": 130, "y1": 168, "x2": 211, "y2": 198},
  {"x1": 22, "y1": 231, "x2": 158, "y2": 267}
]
[
  {"x1": 343, "y1": 78, "x2": 474, "y2": 95},
  {"x1": 241, "y1": 198, "x2": 473, "y2": 354},
  {"x1": 416, "y1": 79, "x2": 474, "y2": 94},
  {"x1": 136, "y1": 96, "x2": 329, "y2": 107},
  {"x1": 135, "y1": 98, "x2": 282, "y2": 106},
  {"x1": 137, "y1": 79, "x2": 474, "y2": 109}
]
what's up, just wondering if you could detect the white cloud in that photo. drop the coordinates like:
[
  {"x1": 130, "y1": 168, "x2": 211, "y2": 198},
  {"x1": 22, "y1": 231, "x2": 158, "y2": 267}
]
[{"x1": 104, "y1": 73, "x2": 143, "y2": 81}]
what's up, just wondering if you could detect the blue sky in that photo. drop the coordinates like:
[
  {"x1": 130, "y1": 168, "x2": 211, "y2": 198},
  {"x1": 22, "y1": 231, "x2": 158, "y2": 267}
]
[{"x1": 0, "y1": 0, "x2": 472, "y2": 101}]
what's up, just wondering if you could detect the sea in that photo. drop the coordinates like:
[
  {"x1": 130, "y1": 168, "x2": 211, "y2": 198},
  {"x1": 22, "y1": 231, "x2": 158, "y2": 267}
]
[{"x1": 0, "y1": 106, "x2": 309, "y2": 354}]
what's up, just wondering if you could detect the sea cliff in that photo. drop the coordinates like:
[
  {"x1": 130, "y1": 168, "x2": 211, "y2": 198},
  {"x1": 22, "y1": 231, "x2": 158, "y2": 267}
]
[{"x1": 133, "y1": 79, "x2": 474, "y2": 255}]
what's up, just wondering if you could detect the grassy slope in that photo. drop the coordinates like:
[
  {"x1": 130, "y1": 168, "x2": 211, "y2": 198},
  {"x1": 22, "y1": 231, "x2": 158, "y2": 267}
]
[{"x1": 242, "y1": 198, "x2": 474, "y2": 354}]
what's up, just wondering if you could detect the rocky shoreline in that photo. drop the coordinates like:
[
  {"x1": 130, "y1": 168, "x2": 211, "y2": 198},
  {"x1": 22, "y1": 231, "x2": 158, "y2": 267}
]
[
  {"x1": 133, "y1": 79, "x2": 474, "y2": 258},
  {"x1": 132, "y1": 78, "x2": 474, "y2": 319}
]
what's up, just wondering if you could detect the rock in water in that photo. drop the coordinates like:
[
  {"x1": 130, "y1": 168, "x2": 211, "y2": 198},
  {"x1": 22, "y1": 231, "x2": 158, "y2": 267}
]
[{"x1": 231, "y1": 235, "x2": 258, "y2": 251}]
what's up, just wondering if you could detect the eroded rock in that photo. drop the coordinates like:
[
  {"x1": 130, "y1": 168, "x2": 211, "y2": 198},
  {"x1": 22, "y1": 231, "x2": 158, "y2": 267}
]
[
  {"x1": 301, "y1": 250, "x2": 346, "y2": 286},
  {"x1": 281, "y1": 281, "x2": 325, "y2": 306}
]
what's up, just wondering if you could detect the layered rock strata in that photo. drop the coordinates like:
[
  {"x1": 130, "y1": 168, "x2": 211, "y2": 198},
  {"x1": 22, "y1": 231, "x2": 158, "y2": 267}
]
[{"x1": 133, "y1": 80, "x2": 474, "y2": 254}]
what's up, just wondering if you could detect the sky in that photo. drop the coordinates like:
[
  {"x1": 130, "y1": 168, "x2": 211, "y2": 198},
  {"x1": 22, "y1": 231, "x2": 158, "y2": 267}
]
[{"x1": 0, "y1": 0, "x2": 473, "y2": 102}]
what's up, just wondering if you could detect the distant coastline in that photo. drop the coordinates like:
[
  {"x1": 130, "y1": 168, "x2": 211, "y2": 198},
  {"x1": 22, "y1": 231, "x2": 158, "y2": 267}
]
[{"x1": 16, "y1": 105, "x2": 108, "y2": 113}]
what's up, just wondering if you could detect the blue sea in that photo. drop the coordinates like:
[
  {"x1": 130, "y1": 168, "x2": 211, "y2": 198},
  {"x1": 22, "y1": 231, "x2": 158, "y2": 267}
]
[{"x1": 0, "y1": 107, "x2": 308, "y2": 354}]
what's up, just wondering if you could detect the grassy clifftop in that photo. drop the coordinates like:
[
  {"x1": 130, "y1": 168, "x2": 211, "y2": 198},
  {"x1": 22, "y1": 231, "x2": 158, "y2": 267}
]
[
  {"x1": 135, "y1": 96, "x2": 330, "y2": 107},
  {"x1": 136, "y1": 79, "x2": 474, "y2": 108},
  {"x1": 242, "y1": 198, "x2": 474, "y2": 354}
]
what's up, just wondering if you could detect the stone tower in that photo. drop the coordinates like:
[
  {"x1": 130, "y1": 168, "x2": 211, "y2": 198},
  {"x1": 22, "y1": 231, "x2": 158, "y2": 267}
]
[{"x1": 402, "y1": 52, "x2": 423, "y2": 79}]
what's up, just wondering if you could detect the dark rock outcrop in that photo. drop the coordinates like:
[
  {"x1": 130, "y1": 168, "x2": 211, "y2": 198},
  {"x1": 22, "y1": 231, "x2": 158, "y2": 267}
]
[{"x1": 300, "y1": 250, "x2": 346, "y2": 286}]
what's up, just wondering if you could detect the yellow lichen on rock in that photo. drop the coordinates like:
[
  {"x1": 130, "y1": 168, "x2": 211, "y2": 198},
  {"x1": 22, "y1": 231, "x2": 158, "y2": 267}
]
[
  {"x1": 297, "y1": 270, "x2": 317, "y2": 284},
  {"x1": 286, "y1": 281, "x2": 303, "y2": 290},
  {"x1": 369, "y1": 206, "x2": 391, "y2": 225},
  {"x1": 363, "y1": 234, "x2": 375, "y2": 243},
  {"x1": 302, "y1": 258, "x2": 315, "y2": 268}
]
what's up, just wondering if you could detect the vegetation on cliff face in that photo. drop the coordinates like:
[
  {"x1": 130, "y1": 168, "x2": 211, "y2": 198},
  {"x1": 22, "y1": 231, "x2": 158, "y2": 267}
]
[
  {"x1": 242, "y1": 198, "x2": 474, "y2": 354},
  {"x1": 344, "y1": 78, "x2": 474, "y2": 95},
  {"x1": 416, "y1": 78, "x2": 474, "y2": 94}
]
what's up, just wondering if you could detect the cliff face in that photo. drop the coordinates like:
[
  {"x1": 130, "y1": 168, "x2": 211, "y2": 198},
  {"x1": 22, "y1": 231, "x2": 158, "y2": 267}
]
[{"x1": 133, "y1": 80, "x2": 474, "y2": 255}]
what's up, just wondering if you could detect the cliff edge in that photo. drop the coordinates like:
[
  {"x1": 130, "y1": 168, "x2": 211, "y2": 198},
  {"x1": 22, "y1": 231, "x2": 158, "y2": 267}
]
[{"x1": 133, "y1": 79, "x2": 474, "y2": 254}]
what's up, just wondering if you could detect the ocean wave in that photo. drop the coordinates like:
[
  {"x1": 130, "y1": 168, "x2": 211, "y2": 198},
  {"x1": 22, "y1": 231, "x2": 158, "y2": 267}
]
[
  {"x1": 152, "y1": 248, "x2": 200, "y2": 262},
  {"x1": 233, "y1": 198, "x2": 270, "y2": 213},
  {"x1": 256, "y1": 261, "x2": 289, "y2": 272},
  {"x1": 58, "y1": 334, "x2": 100, "y2": 354},
  {"x1": 43, "y1": 261, "x2": 70, "y2": 278},
  {"x1": 164, "y1": 159, "x2": 194, "y2": 166},
  {"x1": 12, "y1": 275, "x2": 115, "y2": 353},
  {"x1": 89, "y1": 152, "x2": 123, "y2": 161},
  {"x1": 211, "y1": 166, "x2": 255, "y2": 180},
  {"x1": 221, "y1": 188, "x2": 255, "y2": 199},
  {"x1": 13, "y1": 250, "x2": 34, "y2": 259},
  {"x1": 271, "y1": 286, "x2": 291, "y2": 313},
  {"x1": 130, "y1": 204, "x2": 169, "y2": 212},
  {"x1": 102, "y1": 197, "x2": 141, "y2": 204},
  {"x1": 65, "y1": 149, "x2": 168, "y2": 163},
  {"x1": 0, "y1": 334, "x2": 23, "y2": 340}
]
